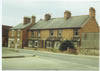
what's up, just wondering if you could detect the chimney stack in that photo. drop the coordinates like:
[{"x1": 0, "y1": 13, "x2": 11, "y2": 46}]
[
  {"x1": 44, "y1": 14, "x2": 51, "y2": 21},
  {"x1": 32, "y1": 16, "x2": 36, "y2": 24},
  {"x1": 24, "y1": 17, "x2": 31, "y2": 25},
  {"x1": 64, "y1": 10, "x2": 71, "y2": 19},
  {"x1": 89, "y1": 7, "x2": 95, "y2": 18}
]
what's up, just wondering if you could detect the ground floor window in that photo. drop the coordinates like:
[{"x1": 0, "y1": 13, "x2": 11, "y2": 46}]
[
  {"x1": 28, "y1": 40, "x2": 35, "y2": 48},
  {"x1": 54, "y1": 41, "x2": 61, "y2": 49},
  {"x1": 16, "y1": 39, "x2": 20, "y2": 47},
  {"x1": 35, "y1": 40, "x2": 40, "y2": 47},
  {"x1": 46, "y1": 41, "x2": 53, "y2": 48},
  {"x1": 10, "y1": 41, "x2": 15, "y2": 48}
]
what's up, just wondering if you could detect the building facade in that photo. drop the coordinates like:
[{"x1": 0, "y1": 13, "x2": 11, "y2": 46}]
[
  {"x1": 2, "y1": 25, "x2": 12, "y2": 47},
  {"x1": 28, "y1": 7, "x2": 99, "y2": 49},
  {"x1": 8, "y1": 16, "x2": 36, "y2": 48}
]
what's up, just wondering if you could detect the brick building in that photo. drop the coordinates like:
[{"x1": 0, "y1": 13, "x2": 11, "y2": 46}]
[
  {"x1": 2, "y1": 25, "x2": 12, "y2": 47},
  {"x1": 28, "y1": 7, "x2": 99, "y2": 49},
  {"x1": 8, "y1": 7, "x2": 99, "y2": 50},
  {"x1": 8, "y1": 16, "x2": 35, "y2": 48}
]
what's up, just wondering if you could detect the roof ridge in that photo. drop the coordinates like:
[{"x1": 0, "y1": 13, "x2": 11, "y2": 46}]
[{"x1": 39, "y1": 15, "x2": 89, "y2": 20}]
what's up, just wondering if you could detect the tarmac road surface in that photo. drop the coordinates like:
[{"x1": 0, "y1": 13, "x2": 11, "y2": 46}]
[{"x1": 2, "y1": 47, "x2": 99, "y2": 70}]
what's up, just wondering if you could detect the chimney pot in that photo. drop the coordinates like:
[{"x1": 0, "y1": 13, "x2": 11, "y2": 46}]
[
  {"x1": 64, "y1": 10, "x2": 71, "y2": 19},
  {"x1": 89, "y1": 7, "x2": 95, "y2": 18},
  {"x1": 24, "y1": 16, "x2": 31, "y2": 25},
  {"x1": 32, "y1": 16, "x2": 36, "y2": 24},
  {"x1": 44, "y1": 14, "x2": 51, "y2": 21}
]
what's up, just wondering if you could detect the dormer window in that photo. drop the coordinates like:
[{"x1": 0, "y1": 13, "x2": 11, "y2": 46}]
[
  {"x1": 50, "y1": 30, "x2": 54, "y2": 37},
  {"x1": 12, "y1": 30, "x2": 15, "y2": 36},
  {"x1": 74, "y1": 29, "x2": 79, "y2": 36},
  {"x1": 58, "y1": 29, "x2": 62, "y2": 37}
]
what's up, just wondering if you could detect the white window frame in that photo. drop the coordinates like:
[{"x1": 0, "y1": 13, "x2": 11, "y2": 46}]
[
  {"x1": 28, "y1": 40, "x2": 34, "y2": 47},
  {"x1": 38, "y1": 31, "x2": 40, "y2": 37},
  {"x1": 47, "y1": 41, "x2": 52, "y2": 48},
  {"x1": 35, "y1": 40, "x2": 39, "y2": 47},
  {"x1": 31, "y1": 31, "x2": 34, "y2": 37},
  {"x1": 54, "y1": 41, "x2": 60, "y2": 49},
  {"x1": 74, "y1": 29, "x2": 79, "y2": 36},
  {"x1": 50, "y1": 30, "x2": 54, "y2": 37},
  {"x1": 58, "y1": 29, "x2": 62, "y2": 37},
  {"x1": 12, "y1": 30, "x2": 15, "y2": 36},
  {"x1": 17, "y1": 30, "x2": 21, "y2": 36}
]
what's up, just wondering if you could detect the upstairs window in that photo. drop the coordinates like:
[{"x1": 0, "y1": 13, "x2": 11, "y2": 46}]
[
  {"x1": 74, "y1": 29, "x2": 79, "y2": 36},
  {"x1": 50, "y1": 30, "x2": 54, "y2": 37},
  {"x1": 17, "y1": 30, "x2": 21, "y2": 36},
  {"x1": 31, "y1": 31, "x2": 34, "y2": 37},
  {"x1": 38, "y1": 31, "x2": 40, "y2": 37},
  {"x1": 58, "y1": 29, "x2": 62, "y2": 37},
  {"x1": 12, "y1": 30, "x2": 15, "y2": 36}
]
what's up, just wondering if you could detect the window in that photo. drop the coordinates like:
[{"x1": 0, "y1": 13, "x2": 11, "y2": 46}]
[
  {"x1": 35, "y1": 40, "x2": 40, "y2": 47},
  {"x1": 54, "y1": 42, "x2": 61, "y2": 49},
  {"x1": 31, "y1": 31, "x2": 34, "y2": 37},
  {"x1": 74, "y1": 29, "x2": 79, "y2": 36},
  {"x1": 10, "y1": 41, "x2": 14, "y2": 48},
  {"x1": 17, "y1": 30, "x2": 21, "y2": 36},
  {"x1": 12, "y1": 30, "x2": 15, "y2": 36},
  {"x1": 17, "y1": 39, "x2": 20, "y2": 47},
  {"x1": 36, "y1": 42, "x2": 38, "y2": 46},
  {"x1": 47, "y1": 41, "x2": 52, "y2": 48},
  {"x1": 50, "y1": 30, "x2": 54, "y2": 37},
  {"x1": 58, "y1": 30, "x2": 62, "y2": 37},
  {"x1": 37, "y1": 31, "x2": 40, "y2": 37},
  {"x1": 29, "y1": 41, "x2": 33, "y2": 45},
  {"x1": 28, "y1": 41, "x2": 34, "y2": 48}
]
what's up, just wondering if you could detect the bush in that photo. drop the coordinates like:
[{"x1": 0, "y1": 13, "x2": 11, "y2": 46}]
[
  {"x1": 51, "y1": 48, "x2": 58, "y2": 52},
  {"x1": 59, "y1": 40, "x2": 75, "y2": 51}
]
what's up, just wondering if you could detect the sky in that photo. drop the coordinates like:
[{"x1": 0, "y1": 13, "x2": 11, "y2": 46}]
[{"x1": 2, "y1": 0, "x2": 100, "y2": 26}]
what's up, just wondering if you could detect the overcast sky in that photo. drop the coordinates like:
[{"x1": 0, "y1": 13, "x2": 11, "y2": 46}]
[{"x1": 2, "y1": 0, "x2": 100, "y2": 26}]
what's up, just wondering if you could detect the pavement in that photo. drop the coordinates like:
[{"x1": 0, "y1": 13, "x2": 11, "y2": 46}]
[{"x1": 2, "y1": 47, "x2": 99, "y2": 70}]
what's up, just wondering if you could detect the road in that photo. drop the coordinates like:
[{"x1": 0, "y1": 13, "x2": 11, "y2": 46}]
[{"x1": 2, "y1": 47, "x2": 99, "y2": 70}]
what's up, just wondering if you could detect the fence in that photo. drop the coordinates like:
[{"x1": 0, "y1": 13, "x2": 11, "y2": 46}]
[{"x1": 80, "y1": 32, "x2": 99, "y2": 55}]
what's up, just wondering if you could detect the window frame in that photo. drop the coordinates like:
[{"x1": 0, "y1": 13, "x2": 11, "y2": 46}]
[
  {"x1": 73, "y1": 29, "x2": 79, "y2": 36},
  {"x1": 35, "y1": 40, "x2": 40, "y2": 47},
  {"x1": 12, "y1": 30, "x2": 15, "y2": 36},
  {"x1": 58, "y1": 29, "x2": 62, "y2": 37},
  {"x1": 37, "y1": 30, "x2": 40, "y2": 37},
  {"x1": 50, "y1": 30, "x2": 54, "y2": 37},
  {"x1": 17, "y1": 30, "x2": 21, "y2": 36},
  {"x1": 47, "y1": 41, "x2": 52, "y2": 48},
  {"x1": 31, "y1": 31, "x2": 34, "y2": 37}
]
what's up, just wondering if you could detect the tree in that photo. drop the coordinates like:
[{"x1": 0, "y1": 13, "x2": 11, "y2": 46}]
[{"x1": 59, "y1": 40, "x2": 75, "y2": 51}]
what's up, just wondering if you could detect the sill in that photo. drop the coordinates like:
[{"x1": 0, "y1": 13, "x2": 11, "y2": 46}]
[
  {"x1": 31, "y1": 37, "x2": 41, "y2": 38},
  {"x1": 73, "y1": 35, "x2": 80, "y2": 37},
  {"x1": 57, "y1": 36, "x2": 62, "y2": 38}
]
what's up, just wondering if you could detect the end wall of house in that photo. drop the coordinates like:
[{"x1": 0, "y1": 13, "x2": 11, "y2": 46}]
[{"x1": 81, "y1": 17, "x2": 99, "y2": 33}]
